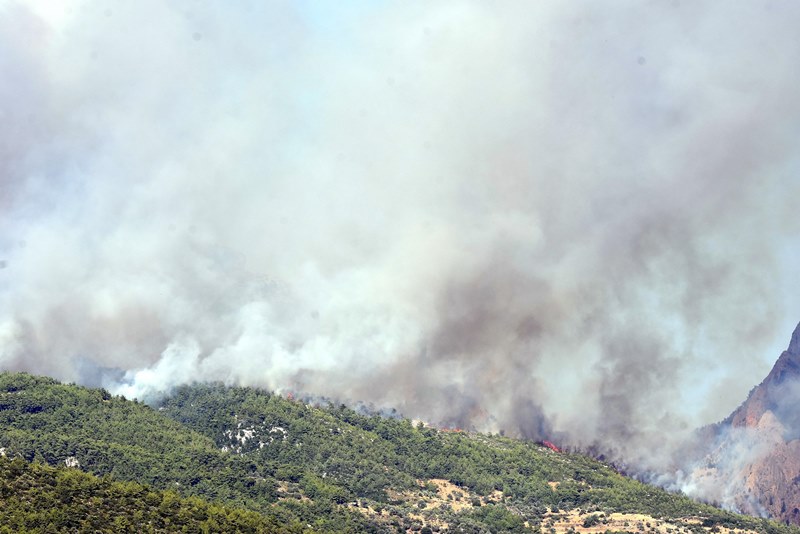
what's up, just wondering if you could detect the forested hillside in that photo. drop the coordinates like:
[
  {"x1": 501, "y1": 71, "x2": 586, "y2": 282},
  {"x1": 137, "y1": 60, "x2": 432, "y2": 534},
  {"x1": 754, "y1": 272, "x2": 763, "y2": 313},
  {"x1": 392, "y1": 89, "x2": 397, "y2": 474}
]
[
  {"x1": 0, "y1": 372, "x2": 796, "y2": 533},
  {"x1": 0, "y1": 373, "x2": 369, "y2": 532},
  {"x1": 0, "y1": 456, "x2": 285, "y2": 533}
]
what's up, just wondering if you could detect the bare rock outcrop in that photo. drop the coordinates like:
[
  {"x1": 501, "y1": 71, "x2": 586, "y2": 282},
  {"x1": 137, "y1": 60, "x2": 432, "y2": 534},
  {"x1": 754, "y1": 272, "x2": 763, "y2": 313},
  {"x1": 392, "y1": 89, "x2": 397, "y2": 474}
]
[{"x1": 698, "y1": 322, "x2": 800, "y2": 523}]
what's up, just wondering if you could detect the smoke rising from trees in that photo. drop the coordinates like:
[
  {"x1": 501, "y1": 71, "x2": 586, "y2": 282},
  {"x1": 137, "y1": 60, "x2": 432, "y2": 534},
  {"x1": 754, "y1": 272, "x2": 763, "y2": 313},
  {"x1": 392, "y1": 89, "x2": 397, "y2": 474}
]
[{"x1": 2, "y1": 0, "x2": 800, "y2": 478}]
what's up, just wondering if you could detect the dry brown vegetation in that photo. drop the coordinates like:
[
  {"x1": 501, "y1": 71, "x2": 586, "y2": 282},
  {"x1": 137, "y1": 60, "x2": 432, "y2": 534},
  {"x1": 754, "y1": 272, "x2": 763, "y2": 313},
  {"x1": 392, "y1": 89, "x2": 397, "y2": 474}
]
[{"x1": 541, "y1": 509, "x2": 762, "y2": 534}]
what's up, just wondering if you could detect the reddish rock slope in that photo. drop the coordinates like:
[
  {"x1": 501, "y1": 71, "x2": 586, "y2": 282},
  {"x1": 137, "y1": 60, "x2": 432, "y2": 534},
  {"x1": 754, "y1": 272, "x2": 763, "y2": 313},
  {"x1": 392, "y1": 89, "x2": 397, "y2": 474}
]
[{"x1": 695, "y1": 322, "x2": 800, "y2": 523}]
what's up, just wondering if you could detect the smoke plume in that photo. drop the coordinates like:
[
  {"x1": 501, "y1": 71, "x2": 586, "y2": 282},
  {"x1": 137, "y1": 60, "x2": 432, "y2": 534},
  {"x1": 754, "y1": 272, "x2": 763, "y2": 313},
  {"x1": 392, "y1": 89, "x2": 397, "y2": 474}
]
[{"x1": 2, "y1": 0, "x2": 800, "y2": 479}]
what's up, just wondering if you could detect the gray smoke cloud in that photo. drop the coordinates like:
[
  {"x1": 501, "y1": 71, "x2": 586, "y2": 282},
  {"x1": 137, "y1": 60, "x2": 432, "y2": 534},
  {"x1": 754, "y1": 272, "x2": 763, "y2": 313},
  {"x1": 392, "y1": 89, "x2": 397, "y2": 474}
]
[{"x1": 2, "y1": 0, "x2": 800, "y2": 479}]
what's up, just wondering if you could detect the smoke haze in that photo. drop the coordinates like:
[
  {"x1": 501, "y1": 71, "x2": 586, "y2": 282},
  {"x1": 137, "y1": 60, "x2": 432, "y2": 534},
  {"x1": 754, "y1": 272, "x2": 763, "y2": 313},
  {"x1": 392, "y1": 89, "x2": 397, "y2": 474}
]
[{"x1": 2, "y1": 0, "x2": 800, "y2": 476}]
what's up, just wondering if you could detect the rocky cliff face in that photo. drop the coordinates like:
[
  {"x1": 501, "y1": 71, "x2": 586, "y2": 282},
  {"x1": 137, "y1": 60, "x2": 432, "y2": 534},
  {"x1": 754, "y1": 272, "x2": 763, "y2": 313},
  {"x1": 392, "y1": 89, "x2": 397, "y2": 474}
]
[
  {"x1": 726, "y1": 324, "x2": 800, "y2": 431},
  {"x1": 691, "y1": 322, "x2": 800, "y2": 523}
]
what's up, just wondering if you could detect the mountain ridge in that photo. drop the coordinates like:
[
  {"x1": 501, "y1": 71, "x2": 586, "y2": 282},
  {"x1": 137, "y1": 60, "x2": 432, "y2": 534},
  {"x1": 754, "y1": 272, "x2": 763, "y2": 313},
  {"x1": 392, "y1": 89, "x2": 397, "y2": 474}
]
[
  {"x1": 725, "y1": 322, "x2": 800, "y2": 429},
  {"x1": 692, "y1": 322, "x2": 800, "y2": 524}
]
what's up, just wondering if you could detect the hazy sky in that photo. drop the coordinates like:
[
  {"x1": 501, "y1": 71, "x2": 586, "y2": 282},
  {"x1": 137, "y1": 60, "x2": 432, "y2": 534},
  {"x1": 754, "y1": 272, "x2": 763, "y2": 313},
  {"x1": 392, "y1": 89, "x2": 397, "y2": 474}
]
[{"x1": 2, "y1": 0, "x2": 800, "y2": 466}]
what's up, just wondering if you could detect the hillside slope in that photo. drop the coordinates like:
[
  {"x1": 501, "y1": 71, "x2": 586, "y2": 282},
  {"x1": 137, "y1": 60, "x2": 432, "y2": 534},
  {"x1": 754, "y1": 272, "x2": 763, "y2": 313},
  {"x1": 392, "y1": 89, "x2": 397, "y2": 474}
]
[
  {"x1": 157, "y1": 382, "x2": 796, "y2": 533},
  {"x1": 0, "y1": 371, "x2": 795, "y2": 533},
  {"x1": 0, "y1": 372, "x2": 371, "y2": 532},
  {"x1": 0, "y1": 456, "x2": 285, "y2": 533}
]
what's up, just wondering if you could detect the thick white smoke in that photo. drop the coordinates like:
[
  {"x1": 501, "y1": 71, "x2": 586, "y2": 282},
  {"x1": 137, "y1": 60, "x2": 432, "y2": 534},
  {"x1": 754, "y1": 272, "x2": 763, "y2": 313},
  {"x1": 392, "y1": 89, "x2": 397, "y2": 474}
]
[{"x1": 2, "y1": 0, "x2": 800, "y2": 477}]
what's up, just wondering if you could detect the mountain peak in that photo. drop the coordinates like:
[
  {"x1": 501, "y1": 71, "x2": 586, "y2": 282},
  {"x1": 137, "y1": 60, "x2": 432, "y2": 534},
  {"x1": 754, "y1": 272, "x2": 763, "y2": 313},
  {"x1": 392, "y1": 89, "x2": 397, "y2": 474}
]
[
  {"x1": 708, "y1": 319, "x2": 800, "y2": 524},
  {"x1": 723, "y1": 321, "x2": 800, "y2": 429},
  {"x1": 789, "y1": 321, "x2": 800, "y2": 355}
]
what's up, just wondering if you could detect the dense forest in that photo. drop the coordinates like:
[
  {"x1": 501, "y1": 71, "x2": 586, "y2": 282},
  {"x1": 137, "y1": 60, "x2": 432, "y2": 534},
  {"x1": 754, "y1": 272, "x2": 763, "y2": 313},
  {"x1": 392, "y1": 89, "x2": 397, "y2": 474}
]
[
  {"x1": 0, "y1": 455, "x2": 287, "y2": 533},
  {"x1": 0, "y1": 372, "x2": 795, "y2": 533}
]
